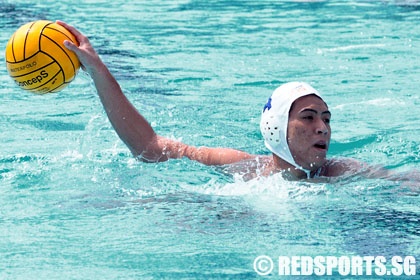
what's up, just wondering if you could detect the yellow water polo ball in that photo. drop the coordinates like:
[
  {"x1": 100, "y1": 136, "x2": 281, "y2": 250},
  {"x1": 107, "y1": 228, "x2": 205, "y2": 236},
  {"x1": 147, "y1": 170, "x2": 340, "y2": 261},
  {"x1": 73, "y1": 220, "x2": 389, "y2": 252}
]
[{"x1": 5, "y1": 20, "x2": 80, "y2": 94}]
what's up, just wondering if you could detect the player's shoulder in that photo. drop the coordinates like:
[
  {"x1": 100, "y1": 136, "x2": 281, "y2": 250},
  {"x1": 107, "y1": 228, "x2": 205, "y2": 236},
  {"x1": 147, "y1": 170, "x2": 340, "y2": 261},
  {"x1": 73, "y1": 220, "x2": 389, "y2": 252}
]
[{"x1": 323, "y1": 157, "x2": 367, "y2": 177}]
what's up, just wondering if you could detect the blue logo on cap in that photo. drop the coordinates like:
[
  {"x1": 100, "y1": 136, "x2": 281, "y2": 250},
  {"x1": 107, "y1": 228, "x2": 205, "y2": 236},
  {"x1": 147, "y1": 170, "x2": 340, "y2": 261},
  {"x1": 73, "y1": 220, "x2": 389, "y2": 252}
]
[{"x1": 263, "y1": 97, "x2": 272, "y2": 112}]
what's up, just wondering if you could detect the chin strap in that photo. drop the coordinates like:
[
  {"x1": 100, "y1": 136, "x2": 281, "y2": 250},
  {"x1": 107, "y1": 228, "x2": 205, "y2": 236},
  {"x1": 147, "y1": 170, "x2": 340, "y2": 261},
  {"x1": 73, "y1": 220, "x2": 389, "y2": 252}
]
[
  {"x1": 294, "y1": 163, "x2": 324, "y2": 179},
  {"x1": 291, "y1": 164, "x2": 312, "y2": 179},
  {"x1": 301, "y1": 168, "x2": 311, "y2": 179}
]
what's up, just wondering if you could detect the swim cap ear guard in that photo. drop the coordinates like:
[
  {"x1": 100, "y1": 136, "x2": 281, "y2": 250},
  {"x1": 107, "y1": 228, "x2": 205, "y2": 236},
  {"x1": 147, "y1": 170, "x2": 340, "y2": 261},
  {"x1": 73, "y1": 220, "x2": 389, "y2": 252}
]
[{"x1": 260, "y1": 82, "x2": 322, "y2": 177}]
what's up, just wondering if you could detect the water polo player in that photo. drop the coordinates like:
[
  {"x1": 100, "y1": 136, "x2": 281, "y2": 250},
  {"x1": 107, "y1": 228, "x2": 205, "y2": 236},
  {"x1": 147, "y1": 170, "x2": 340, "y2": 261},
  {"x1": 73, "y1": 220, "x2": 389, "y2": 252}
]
[{"x1": 57, "y1": 21, "x2": 418, "y2": 183}]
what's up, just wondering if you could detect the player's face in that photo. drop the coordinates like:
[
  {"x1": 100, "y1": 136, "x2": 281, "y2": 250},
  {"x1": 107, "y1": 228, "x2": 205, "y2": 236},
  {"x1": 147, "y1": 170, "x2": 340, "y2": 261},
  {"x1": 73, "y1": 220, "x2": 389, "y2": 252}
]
[{"x1": 287, "y1": 95, "x2": 331, "y2": 171}]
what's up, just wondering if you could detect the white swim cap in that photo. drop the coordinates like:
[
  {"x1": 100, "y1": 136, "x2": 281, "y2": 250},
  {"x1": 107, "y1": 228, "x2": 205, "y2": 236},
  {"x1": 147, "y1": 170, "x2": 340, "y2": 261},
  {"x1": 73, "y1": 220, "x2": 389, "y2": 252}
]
[{"x1": 260, "y1": 82, "x2": 322, "y2": 173}]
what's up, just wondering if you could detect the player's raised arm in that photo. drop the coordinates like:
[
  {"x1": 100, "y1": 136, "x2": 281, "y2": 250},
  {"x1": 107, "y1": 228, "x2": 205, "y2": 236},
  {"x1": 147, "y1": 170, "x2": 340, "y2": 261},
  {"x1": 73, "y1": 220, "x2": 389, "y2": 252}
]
[
  {"x1": 57, "y1": 21, "x2": 254, "y2": 165},
  {"x1": 57, "y1": 20, "x2": 165, "y2": 160}
]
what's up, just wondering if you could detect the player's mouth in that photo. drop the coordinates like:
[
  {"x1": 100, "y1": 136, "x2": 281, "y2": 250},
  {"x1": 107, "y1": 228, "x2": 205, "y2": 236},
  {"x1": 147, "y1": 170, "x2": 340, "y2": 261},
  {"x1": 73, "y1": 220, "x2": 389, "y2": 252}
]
[{"x1": 313, "y1": 141, "x2": 328, "y2": 151}]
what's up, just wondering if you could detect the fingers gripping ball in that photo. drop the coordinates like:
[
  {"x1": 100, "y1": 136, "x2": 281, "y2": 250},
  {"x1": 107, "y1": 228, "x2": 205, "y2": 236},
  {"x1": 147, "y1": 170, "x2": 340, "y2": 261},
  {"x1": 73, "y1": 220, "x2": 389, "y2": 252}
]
[{"x1": 5, "y1": 20, "x2": 80, "y2": 94}]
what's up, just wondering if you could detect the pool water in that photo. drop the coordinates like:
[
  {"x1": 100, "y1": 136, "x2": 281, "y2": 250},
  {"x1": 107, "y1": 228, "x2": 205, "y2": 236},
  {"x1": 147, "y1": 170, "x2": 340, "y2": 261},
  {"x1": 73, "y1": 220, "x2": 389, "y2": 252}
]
[{"x1": 1, "y1": 0, "x2": 419, "y2": 279}]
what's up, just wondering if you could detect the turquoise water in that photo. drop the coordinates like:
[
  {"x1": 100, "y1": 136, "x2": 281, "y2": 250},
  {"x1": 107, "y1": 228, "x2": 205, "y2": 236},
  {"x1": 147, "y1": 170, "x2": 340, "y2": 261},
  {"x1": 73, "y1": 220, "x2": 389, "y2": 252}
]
[{"x1": 1, "y1": 0, "x2": 419, "y2": 279}]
